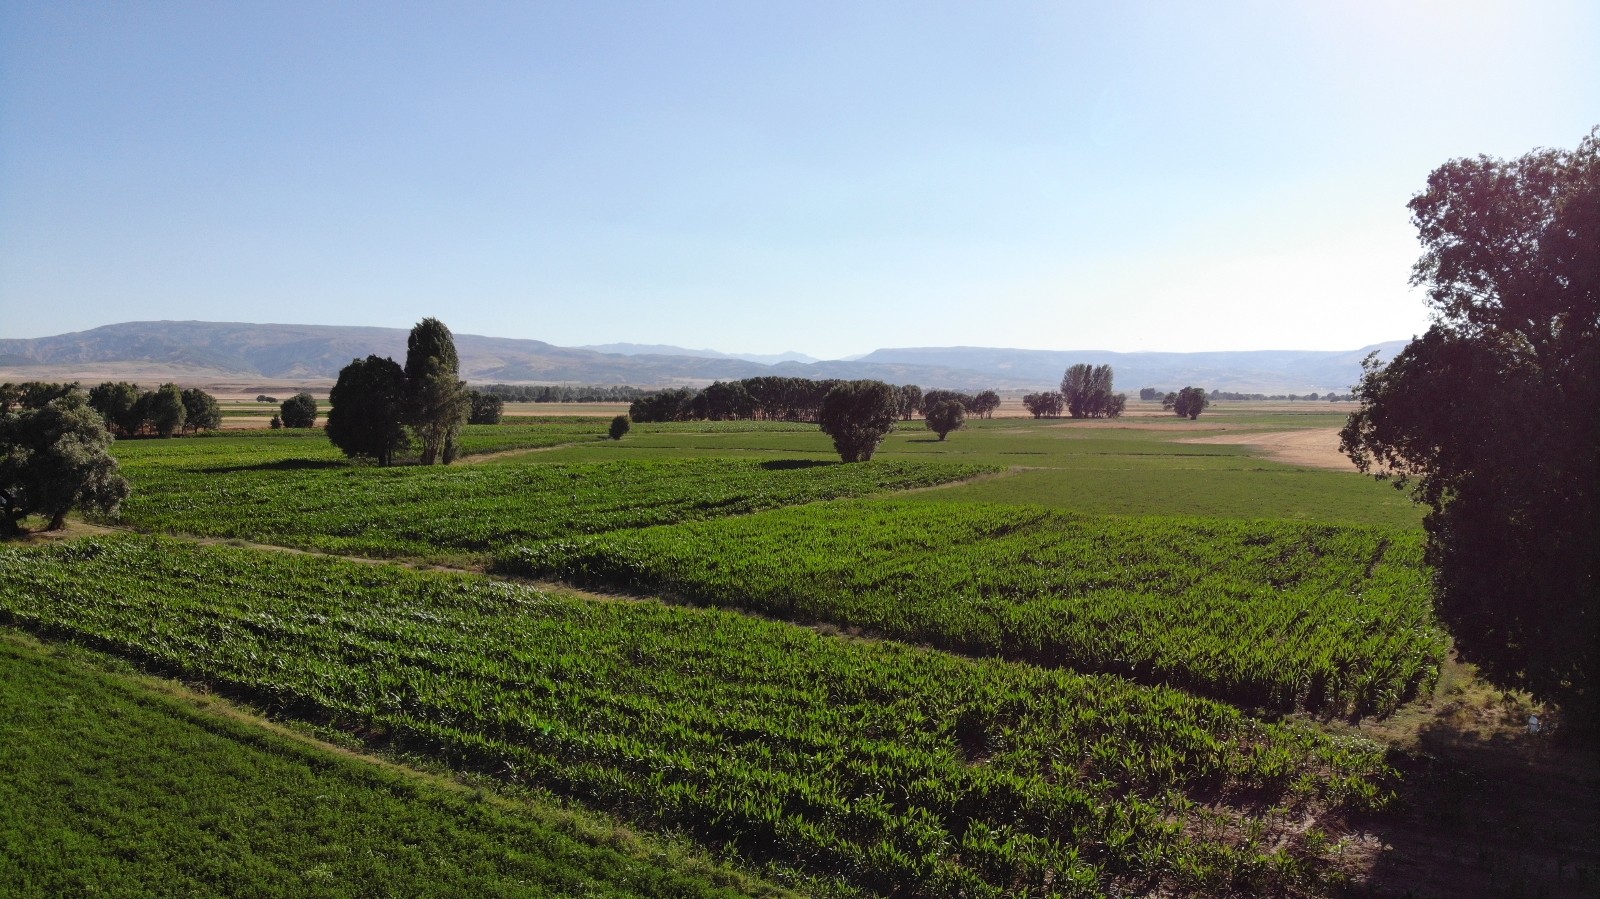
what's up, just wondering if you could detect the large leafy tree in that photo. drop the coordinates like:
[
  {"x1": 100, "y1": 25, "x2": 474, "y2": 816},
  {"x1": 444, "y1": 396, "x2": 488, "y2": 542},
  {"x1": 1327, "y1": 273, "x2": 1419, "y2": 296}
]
[
  {"x1": 404, "y1": 318, "x2": 470, "y2": 465},
  {"x1": 327, "y1": 355, "x2": 411, "y2": 465},
  {"x1": 1059, "y1": 364, "x2": 1124, "y2": 418},
  {"x1": 818, "y1": 380, "x2": 898, "y2": 462},
  {"x1": 87, "y1": 381, "x2": 145, "y2": 436},
  {"x1": 180, "y1": 388, "x2": 223, "y2": 433},
  {"x1": 1173, "y1": 386, "x2": 1209, "y2": 420},
  {"x1": 1341, "y1": 129, "x2": 1598, "y2": 717},
  {"x1": 924, "y1": 398, "x2": 965, "y2": 440},
  {"x1": 143, "y1": 383, "x2": 187, "y2": 438},
  {"x1": 0, "y1": 390, "x2": 130, "y2": 533},
  {"x1": 279, "y1": 392, "x2": 318, "y2": 429}
]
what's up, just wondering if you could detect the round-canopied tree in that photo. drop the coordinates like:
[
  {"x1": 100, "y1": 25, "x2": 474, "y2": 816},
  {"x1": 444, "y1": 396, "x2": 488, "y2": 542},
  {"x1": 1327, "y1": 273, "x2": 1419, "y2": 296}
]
[
  {"x1": 1173, "y1": 386, "x2": 1209, "y2": 419},
  {"x1": 327, "y1": 355, "x2": 411, "y2": 465},
  {"x1": 180, "y1": 388, "x2": 223, "y2": 433},
  {"x1": 924, "y1": 398, "x2": 966, "y2": 440},
  {"x1": 144, "y1": 383, "x2": 187, "y2": 437},
  {"x1": 818, "y1": 380, "x2": 898, "y2": 462},
  {"x1": 608, "y1": 414, "x2": 630, "y2": 440},
  {"x1": 0, "y1": 391, "x2": 130, "y2": 533},
  {"x1": 279, "y1": 392, "x2": 318, "y2": 429}
]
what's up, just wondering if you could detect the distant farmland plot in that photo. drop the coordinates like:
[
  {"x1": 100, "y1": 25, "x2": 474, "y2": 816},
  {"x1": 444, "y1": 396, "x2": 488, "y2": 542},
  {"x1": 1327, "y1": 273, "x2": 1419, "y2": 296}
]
[
  {"x1": 110, "y1": 452, "x2": 990, "y2": 563},
  {"x1": 500, "y1": 501, "x2": 1445, "y2": 716}
]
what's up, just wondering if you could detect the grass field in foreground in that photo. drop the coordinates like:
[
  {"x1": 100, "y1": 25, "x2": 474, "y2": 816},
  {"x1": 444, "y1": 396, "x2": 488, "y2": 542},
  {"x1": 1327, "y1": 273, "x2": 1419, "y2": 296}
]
[
  {"x1": 0, "y1": 537, "x2": 1394, "y2": 898},
  {"x1": 500, "y1": 501, "x2": 1444, "y2": 717},
  {"x1": 0, "y1": 631, "x2": 777, "y2": 899}
]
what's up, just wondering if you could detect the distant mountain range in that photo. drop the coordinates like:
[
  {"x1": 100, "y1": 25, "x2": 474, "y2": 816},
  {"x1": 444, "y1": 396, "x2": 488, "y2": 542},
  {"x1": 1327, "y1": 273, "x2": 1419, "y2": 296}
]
[
  {"x1": 578, "y1": 343, "x2": 822, "y2": 366},
  {"x1": 0, "y1": 321, "x2": 1408, "y2": 394}
]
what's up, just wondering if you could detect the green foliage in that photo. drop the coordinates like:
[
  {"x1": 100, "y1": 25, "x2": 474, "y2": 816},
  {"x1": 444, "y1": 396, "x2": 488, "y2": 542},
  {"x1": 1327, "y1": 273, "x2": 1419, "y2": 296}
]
[
  {"x1": 499, "y1": 502, "x2": 1445, "y2": 716},
  {"x1": 1060, "y1": 364, "x2": 1124, "y2": 418},
  {"x1": 0, "y1": 634, "x2": 766, "y2": 899},
  {"x1": 1341, "y1": 129, "x2": 1599, "y2": 715},
  {"x1": 1022, "y1": 391, "x2": 1063, "y2": 418},
  {"x1": 405, "y1": 318, "x2": 470, "y2": 464},
  {"x1": 179, "y1": 388, "x2": 222, "y2": 433},
  {"x1": 0, "y1": 536, "x2": 1397, "y2": 897},
  {"x1": 628, "y1": 388, "x2": 697, "y2": 423},
  {"x1": 0, "y1": 391, "x2": 129, "y2": 533},
  {"x1": 818, "y1": 380, "x2": 898, "y2": 462},
  {"x1": 87, "y1": 381, "x2": 144, "y2": 436},
  {"x1": 143, "y1": 383, "x2": 187, "y2": 437},
  {"x1": 924, "y1": 398, "x2": 965, "y2": 441},
  {"x1": 278, "y1": 392, "x2": 318, "y2": 429},
  {"x1": 467, "y1": 390, "x2": 504, "y2": 425},
  {"x1": 609, "y1": 414, "x2": 630, "y2": 440},
  {"x1": 327, "y1": 355, "x2": 410, "y2": 465},
  {"x1": 110, "y1": 455, "x2": 987, "y2": 563},
  {"x1": 1174, "y1": 386, "x2": 1209, "y2": 419}
]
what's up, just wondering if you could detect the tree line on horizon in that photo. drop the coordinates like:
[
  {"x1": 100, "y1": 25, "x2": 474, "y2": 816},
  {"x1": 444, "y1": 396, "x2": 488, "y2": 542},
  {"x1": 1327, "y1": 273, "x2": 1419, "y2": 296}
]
[{"x1": 626, "y1": 378, "x2": 1003, "y2": 424}]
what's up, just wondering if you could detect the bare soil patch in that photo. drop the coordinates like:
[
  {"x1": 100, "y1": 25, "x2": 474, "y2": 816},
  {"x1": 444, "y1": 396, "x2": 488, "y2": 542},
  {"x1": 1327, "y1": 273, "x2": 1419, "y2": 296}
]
[{"x1": 1178, "y1": 427, "x2": 1357, "y2": 471}]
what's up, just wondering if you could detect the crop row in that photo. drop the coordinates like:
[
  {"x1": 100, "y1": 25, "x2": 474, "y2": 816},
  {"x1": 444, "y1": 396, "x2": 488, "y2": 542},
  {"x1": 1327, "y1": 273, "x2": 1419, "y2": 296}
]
[
  {"x1": 0, "y1": 634, "x2": 765, "y2": 899},
  {"x1": 0, "y1": 537, "x2": 1392, "y2": 897},
  {"x1": 108, "y1": 420, "x2": 615, "y2": 473},
  {"x1": 111, "y1": 457, "x2": 988, "y2": 563},
  {"x1": 499, "y1": 502, "x2": 1445, "y2": 716}
]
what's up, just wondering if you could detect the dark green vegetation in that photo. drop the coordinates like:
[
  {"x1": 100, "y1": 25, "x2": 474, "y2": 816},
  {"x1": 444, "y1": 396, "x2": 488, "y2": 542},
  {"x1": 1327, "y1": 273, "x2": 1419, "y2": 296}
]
[
  {"x1": 1343, "y1": 129, "x2": 1599, "y2": 717},
  {"x1": 0, "y1": 536, "x2": 1395, "y2": 898},
  {"x1": 0, "y1": 389, "x2": 129, "y2": 534},
  {"x1": 113, "y1": 450, "x2": 987, "y2": 563},
  {"x1": 818, "y1": 380, "x2": 900, "y2": 462},
  {"x1": 500, "y1": 502, "x2": 1445, "y2": 716},
  {"x1": 0, "y1": 631, "x2": 777, "y2": 899}
]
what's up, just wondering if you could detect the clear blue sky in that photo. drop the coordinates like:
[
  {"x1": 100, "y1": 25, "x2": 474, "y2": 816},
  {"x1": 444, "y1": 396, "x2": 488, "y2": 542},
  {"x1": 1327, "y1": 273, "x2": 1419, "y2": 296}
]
[{"x1": 2, "y1": 1, "x2": 1595, "y2": 358}]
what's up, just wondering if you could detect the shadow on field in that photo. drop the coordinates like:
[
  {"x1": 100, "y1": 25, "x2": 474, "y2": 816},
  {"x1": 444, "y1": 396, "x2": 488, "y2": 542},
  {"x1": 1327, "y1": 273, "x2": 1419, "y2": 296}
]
[
  {"x1": 201, "y1": 459, "x2": 347, "y2": 474},
  {"x1": 758, "y1": 459, "x2": 834, "y2": 470},
  {"x1": 1354, "y1": 704, "x2": 1599, "y2": 898}
]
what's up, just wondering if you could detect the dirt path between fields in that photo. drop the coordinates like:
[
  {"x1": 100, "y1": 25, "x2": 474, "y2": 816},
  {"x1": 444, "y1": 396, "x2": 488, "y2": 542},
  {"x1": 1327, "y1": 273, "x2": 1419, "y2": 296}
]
[{"x1": 1177, "y1": 427, "x2": 1357, "y2": 471}]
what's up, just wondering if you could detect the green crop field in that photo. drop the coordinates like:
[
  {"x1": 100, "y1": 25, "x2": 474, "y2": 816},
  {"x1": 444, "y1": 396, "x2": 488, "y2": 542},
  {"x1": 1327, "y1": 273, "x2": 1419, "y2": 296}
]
[
  {"x1": 1, "y1": 536, "x2": 1394, "y2": 898},
  {"x1": 111, "y1": 452, "x2": 988, "y2": 564},
  {"x1": 0, "y1": 631, "x2": 779, "y2": 899},
  {"x1": 0, "y1": 407, "x2": 1468, "y2": 897},
  {"x1": 499, "y1": 501, "x2": 1445, "y2": 716}
]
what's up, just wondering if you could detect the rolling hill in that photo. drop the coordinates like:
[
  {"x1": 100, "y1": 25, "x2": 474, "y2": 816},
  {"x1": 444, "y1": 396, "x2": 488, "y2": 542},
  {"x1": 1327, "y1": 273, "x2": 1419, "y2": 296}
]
[{"x1": 0, "y1": 321, "x2": 1407, "y2": 393}]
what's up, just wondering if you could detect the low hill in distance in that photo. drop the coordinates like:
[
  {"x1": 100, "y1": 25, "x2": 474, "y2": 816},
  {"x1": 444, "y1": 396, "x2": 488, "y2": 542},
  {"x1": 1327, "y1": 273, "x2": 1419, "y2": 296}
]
[{"x1": 0, "y1": 321, "x2": 1406, "y2": 394}]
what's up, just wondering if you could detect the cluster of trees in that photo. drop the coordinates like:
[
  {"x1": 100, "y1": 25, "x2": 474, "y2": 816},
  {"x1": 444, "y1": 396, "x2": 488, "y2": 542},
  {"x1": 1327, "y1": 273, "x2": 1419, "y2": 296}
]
[
  {"x1": 0, "y1": 383, "x2": 130, "y2": 534},
  {"x1": 1060, "y1": 364, "x2": 1125, "y2": 418},
  {"x1": 628, "y1": 378, "x2": 1002, "y2": 425},
  {"x1": 1137, "y1": 387, "x2": 1354, "y2": 403},
  {"x1": 1018, "y1": 365, "x2": 1127, "y2": 419},
  {"x1": 1341, "y1": 129, "x2": 1597, "y2": 720},
  {"x1": 479, "y1": 384, "x2": 655, "y2": 403},
  {"x1": 325, "y1": 319, "x2": 471, "y2": 466},
  {"x1": 1162, "y1": 387, "x2": 1210, "y2": 419},
  {"x1": 84, "y1": 382, "x2": 222, "y2": 437}
]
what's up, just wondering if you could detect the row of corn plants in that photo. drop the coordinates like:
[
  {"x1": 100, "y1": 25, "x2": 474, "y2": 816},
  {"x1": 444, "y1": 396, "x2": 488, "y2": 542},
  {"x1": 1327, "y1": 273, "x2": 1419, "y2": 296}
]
[
  {"x1": 109, "y1": 457, "x2": 989, "y2": 563},
  {"x1": 498, "y1": 501, "x2": 1445, "y2": 717},
  {"x1": 0, "y1": 536, "x2": 1391, "y2": 897}
]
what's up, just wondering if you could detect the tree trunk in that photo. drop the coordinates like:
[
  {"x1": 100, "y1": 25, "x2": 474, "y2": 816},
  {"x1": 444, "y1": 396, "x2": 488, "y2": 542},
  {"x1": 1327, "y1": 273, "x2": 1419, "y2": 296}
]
[{"x1": 48, "y1": 508, "x2": 68, "y2": 531}]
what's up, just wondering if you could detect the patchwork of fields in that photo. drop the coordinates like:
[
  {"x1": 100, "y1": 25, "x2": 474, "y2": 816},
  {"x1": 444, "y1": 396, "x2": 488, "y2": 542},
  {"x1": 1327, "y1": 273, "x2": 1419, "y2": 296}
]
[{"x1": 2, "y1": 411, "x2": 1460, "y2": 896}]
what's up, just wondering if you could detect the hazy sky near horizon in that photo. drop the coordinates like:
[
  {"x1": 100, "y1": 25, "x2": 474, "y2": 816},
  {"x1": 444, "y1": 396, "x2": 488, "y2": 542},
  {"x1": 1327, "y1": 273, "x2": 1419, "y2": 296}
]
[{"x1": 2, "y1": 2, "x2": 1596, "y2": 359}]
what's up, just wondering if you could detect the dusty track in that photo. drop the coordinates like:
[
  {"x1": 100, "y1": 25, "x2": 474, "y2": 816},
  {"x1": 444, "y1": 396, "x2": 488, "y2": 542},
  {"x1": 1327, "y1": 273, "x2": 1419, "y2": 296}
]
[{"x1": 1178, "y1": 427, "x2": 1357, "y2": 471}]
